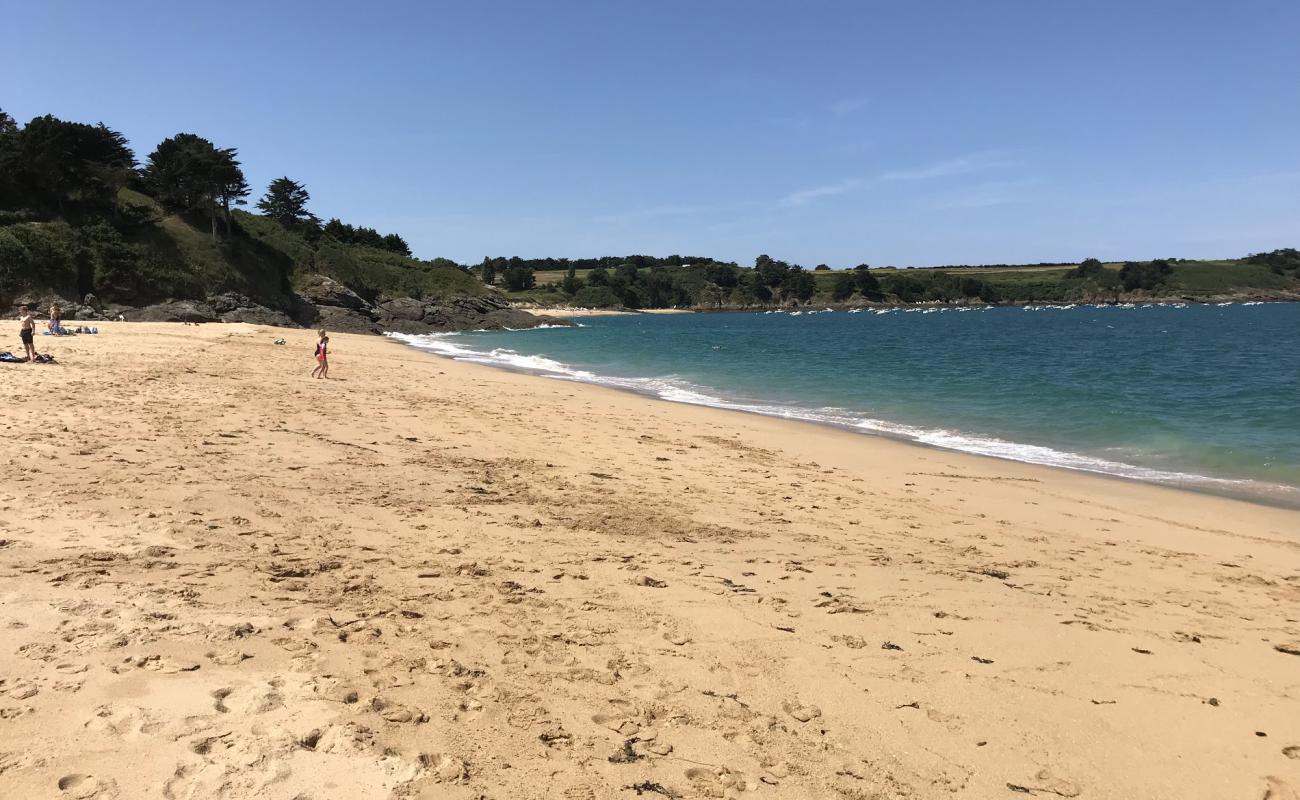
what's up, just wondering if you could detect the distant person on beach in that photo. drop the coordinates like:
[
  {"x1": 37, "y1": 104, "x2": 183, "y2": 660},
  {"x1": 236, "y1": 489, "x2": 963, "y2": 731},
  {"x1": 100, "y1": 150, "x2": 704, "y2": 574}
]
[
  {"x1": 312, "y1": 330, "x2": 329, "y2": 379},
  {"x1": 18, "y1": 305, "x2": 37, "y2": 362},
  {"x1": 47, "y1": 304, "x2": 64, "y2": 335}
]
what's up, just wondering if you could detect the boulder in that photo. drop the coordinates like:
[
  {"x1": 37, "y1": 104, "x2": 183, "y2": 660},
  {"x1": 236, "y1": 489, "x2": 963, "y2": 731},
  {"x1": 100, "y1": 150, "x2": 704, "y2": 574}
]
[
  {"x1": 289, "y1": 294, "x2": 322, "y2": 327},
  {"x1": 417, "y1": 294, "x2": 573, "y2": 332},
  {"x1": 74, "y1": 306, "x2": 100, "y2": 321},
  {"x1": 297, "y1": 274, "x2": 370, "y2": 311},
  {"x1": 314, "y1": 305, "x2": 381, "y2": 335},
  {"x1": 378, "y1": 318, "x2": 440, "y2": 335},
  {"x1": 376, "y1": 297, "x2": 427, "y2": 323},
  {"x1": 220, "y1": 306, "x2": 298, "y2": 327},
  {"x1": 208, "y1": 292, "x2": 255, "y2": 315},
  {"x1": 9, "y1": 295, "x2": 77, "y2": 317},
  {"x1": 131, "y1": 300, "x2": 219, "y2": 323}
]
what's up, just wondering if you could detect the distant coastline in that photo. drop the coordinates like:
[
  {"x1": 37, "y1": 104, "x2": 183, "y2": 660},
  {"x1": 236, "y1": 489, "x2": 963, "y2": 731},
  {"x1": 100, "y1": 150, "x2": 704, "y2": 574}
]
[{"x1": 514, "y1": 292, "x2": 1300, "y2": 318}]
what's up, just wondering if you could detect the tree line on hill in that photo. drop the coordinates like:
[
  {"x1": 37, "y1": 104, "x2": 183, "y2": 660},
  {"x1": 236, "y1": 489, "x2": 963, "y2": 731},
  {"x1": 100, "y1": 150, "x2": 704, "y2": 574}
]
[
  {"x1": 0, "y1": 108, "x2": 415, "y2": 300},
  {"x1": 2, "y1": 107, "x2": 1294, "y2": 311},
  {"x1": 1244, "y1": 248, "x2": 1300, "y2": 276},
  {"x1": 474, "y1": 252, "x2": 1010, "y2": 308},
  {"x1": 1064, "y1": 257, "x2": 1174, "y2": 291}
]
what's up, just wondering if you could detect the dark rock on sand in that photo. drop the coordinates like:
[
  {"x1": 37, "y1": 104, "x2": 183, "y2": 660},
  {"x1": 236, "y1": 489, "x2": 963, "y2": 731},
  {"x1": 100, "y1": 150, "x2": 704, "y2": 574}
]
[
  {"x1": 208, "y1": 292, "x2": 256, "y2": 315},
  {"x1": 220, "y1": 305, "x2": 298, "y2": 327},
  {"x1": 205, "y1": 292, "x2": 299, "y2": 327},
  {"x1": 298, "y1": 274, "x2": 370, "y2": 312},
  {"x1": 314, "y1": 305, "x2": 382, "y2": 335},
  {"x1": 26, "y1": 271, "x2": 568, "y2": 335},
  {"x1": 408, "y1": 293, "x2": 571, "y2": 333},
  {"x1": 132, "y1": 300, "x2": 220, "y2": 323},
  {"x1": 376, "y1": 297, "x2": 427, "y2": 323}
]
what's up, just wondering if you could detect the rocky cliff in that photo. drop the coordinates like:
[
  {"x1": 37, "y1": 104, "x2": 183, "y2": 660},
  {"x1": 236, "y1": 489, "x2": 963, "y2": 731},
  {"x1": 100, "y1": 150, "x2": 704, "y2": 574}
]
[{"x1": 9, "y1": 275, "x2": 571, "y2": 335}]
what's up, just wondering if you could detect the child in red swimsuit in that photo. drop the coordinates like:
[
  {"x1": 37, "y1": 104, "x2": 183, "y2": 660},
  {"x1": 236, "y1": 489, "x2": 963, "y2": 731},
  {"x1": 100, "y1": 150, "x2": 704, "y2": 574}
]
[{"x1": 311, "y1": 330, "x2": 329, "y2": 379}]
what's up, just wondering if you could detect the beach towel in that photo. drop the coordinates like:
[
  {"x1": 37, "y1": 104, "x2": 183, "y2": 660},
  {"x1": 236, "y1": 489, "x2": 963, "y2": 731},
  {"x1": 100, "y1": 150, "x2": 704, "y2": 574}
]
[{"x1": 0, "y1": 351, "x2": 23, "y2": 363}]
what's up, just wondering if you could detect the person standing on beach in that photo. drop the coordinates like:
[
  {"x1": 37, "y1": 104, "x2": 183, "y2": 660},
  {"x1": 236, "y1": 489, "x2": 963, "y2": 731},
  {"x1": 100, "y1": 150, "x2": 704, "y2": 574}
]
[
  {"x1": 312, "y1": 329, "x2": 329, "y2": 379},
  {"x1": 18, "y1": 305, "x2": 37, "y2": 362}
]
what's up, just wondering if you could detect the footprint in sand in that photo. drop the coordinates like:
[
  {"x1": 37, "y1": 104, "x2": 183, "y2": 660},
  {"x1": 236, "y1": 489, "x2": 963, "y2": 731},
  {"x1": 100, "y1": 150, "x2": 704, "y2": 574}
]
[
  {"x1": 1265, "y1": 777, "x2": 1300, "y2": 800},
  {"x1": 782, "y1": 700, "x2": 822, "y2": 723},
  {"x1": 58, "y1": 774, "x2": 115, "y2": 799},
  {"x1": 592, "y1": 712, "x2": 641, "y2": 737},
  {"x1": 211, "y1": 687, "x2": 232, "y2": 713},
  {"x1": 685, "y1": 766, "x2": 748, "y2": 794},
  {"x1": 419, "y1": 753, "x2": 468, "y2": 783}
]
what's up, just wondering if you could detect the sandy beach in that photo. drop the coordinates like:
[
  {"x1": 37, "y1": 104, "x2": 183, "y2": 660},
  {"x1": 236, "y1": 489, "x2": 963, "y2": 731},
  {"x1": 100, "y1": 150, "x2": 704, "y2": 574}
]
[
  {"x1": 1, "y1": 322, "x2": 1298, "y2": 800},
  {"x1": 514, "y1": 306, "x2": 697, "y2": 318}
]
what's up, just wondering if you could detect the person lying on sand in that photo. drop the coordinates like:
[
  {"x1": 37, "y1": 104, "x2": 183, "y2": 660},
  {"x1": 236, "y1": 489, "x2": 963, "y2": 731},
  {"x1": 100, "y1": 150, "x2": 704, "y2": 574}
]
[
  {"x1": 312, "y1": 330, "x2": 330, "y2": 379},
  {"x1": 18, "y1": 305, "x2": 37, "y2": 363}
]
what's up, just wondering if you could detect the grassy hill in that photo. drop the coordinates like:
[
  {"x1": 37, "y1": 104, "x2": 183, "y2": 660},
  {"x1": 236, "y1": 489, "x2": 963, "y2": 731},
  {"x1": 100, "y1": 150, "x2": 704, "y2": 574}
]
[{"x1": 0, "y1": 188, "x2": 483, "y2": 309}]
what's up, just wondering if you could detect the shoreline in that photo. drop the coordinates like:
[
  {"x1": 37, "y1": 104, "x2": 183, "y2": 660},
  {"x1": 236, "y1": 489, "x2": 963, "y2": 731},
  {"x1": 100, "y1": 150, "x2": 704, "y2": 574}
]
[
  {"x1": 521, "y1": 306, "x2": 697, "y2": 318},
  {"x1": 2, "y1": 322, "x2": 1298, "y2": 799},
  {"x1": 388, "y1": 329, "x2": 1300, "y2": 512},
  {"x1": 518, "y1": 296, "x2": 1300, "y2": 318}
]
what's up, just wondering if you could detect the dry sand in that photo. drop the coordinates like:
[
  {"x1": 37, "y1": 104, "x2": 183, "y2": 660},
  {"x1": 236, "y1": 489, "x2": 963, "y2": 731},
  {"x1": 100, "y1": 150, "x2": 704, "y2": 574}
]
[{"x1": 1, "y1": 322, "x2": 1298, "y2": 800}]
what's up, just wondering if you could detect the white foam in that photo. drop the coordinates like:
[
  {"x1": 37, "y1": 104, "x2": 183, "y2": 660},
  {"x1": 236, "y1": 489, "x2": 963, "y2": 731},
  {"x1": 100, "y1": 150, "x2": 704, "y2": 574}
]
[{"x1": 387, "y1": 330, "x2": 1296, "y2": 502}]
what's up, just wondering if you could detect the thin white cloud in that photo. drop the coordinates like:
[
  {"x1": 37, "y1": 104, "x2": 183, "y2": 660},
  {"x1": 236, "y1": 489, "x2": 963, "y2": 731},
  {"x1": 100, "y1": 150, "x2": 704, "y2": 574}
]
[
  {"x1": 829, "y1": 95, "x2": 871, "y2": 116},
  {"x1": 777, "y1": 151, "x2": 1022, "y2": 208},
  {"x1": 781, "y1": 178, "x2": 864, "y2": 207},
  {"x1": 928, "y1": 179, "x2": 1040, "y2": 210},
  {"x1": 879, "y1": 151, "x2": 1016, "y2": 182}
]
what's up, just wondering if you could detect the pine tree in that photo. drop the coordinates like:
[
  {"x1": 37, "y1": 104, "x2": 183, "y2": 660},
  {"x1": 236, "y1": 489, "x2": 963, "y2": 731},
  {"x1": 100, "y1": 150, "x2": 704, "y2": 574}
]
[
  {"x1": 144, "y1": 133, "x2": 245, "y2": 238},
  {"x1": 256, "y1": 177, "x2": 319, "y2": 228},
  {"x1": 560, "y1": 263, "x2": 582, "y2": 295},
  {"x1": 382, "y1": 233, "x2": 411, "y2": 256}
]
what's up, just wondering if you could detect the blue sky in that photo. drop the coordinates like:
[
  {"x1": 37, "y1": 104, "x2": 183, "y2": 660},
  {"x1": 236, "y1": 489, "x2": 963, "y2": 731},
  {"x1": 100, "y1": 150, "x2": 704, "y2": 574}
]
[{"x1": 3, "y1": 0, "x2": 1298, "y2": 266}]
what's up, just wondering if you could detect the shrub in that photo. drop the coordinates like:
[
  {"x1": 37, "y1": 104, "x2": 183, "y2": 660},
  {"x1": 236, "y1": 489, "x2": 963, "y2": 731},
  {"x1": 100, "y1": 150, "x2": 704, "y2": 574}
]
[
  {"x1": 571, "y1": 286, "x2": 622, "y2": 308},
  {"x1": 1065, "y1": 257, "x2": 1106, "y2": 279},
  {"x1": 1119, "y1": 259, "x2": 1173, "y2": 291},
  {"x1": 1245, "y1": 248, "x2": 1300, "y2": 275},
  {"x1": 831, "y1": 272, "x2": 855, "y2": 301},
  {"x1": 0, "y1": 221, "x2": 78, "y2": 291}
]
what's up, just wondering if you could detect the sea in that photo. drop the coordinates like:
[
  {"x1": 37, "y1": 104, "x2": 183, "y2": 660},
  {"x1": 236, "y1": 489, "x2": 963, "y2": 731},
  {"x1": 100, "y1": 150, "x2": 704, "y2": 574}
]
[{"x1": 391, "y1": 302, "x2": 1300, "y2": 507}]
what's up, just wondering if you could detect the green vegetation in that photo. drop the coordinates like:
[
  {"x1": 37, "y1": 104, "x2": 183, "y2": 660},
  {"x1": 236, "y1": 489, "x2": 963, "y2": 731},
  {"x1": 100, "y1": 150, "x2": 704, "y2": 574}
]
[
  {"x1": 322, "y1": 218, "x2": 411, "y2": 256},
  {"x1": 255, "y1": 177, "x2": 318, "y2": 229},
  {"x1": 1245, "y1": 247, "x2": 1300, "y2": 276},
  {"x1": 494, "y1": 251, "x2": 1299, "y2": 309},
  {"x1": 0, "y1": 108, "x2": 479, "y2": 308},
  {"x1": 1, "y1": 106, "x2": 1295, "y2": 314}
]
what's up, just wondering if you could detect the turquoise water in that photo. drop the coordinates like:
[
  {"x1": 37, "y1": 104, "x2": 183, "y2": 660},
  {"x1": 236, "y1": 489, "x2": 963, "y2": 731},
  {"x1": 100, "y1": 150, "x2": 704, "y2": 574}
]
[{"x1": 393, "y1": 303, "x2": 1300, "y2": 506}]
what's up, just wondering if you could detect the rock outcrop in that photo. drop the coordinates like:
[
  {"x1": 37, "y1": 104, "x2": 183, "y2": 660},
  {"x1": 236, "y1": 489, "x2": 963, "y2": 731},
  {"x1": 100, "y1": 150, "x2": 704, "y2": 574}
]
[
  {"x1": 131, "y1": 300, "x2": 220, "y2": 323},
  {"x1": 377, "y1": 293, "x2": 569, "y2": 333},
  {"x1": 5, "y1": 274, "x2": 570, "y2": 335},
  {"x1": 296, "y1": 275, "x2": 370, "y2": 312}
]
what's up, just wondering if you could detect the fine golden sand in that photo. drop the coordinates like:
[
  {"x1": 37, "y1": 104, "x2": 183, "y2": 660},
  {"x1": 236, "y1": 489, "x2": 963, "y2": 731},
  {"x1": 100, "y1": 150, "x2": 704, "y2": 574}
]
[{"x1": 1, "y1": 323, "x2": 1298, "y2": 800}]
